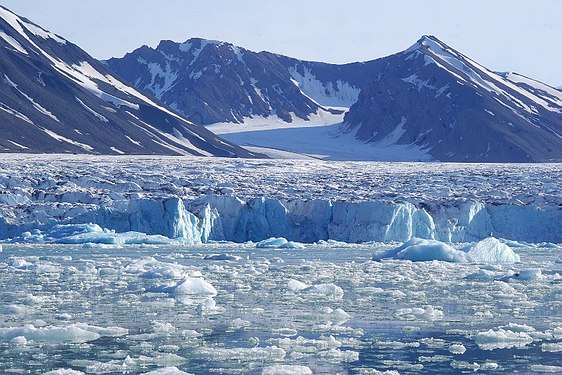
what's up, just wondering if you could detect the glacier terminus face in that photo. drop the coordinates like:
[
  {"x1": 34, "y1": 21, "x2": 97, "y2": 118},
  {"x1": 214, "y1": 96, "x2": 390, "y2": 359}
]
[{"x1": 0, "y1": 154, "x2": 559, "y2": 245}]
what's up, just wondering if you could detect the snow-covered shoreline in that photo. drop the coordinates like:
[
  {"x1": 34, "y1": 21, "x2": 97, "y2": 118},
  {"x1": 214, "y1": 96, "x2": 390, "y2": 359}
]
[{"x1": 0, "y1": 154, "x2": 560, "y2": 244}]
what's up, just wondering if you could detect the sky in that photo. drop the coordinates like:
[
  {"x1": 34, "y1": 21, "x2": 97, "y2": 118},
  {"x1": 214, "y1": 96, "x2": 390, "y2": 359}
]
[{"x1": 1, "y1": 0, "x2": 561, "y2": 86}]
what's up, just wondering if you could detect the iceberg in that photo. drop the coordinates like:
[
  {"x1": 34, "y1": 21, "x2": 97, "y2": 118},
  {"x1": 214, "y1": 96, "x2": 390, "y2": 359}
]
[
  {"x1": 373, "y1": 238, "x2": 469, "y2": 262},
  {"x1": 9, "y1": 223, "x2": 172, "y2": 245},
  {"x1": 373, "y1": 237, "x2": 520, "y2": 264},
  {"x1": 501, "y1": 268, "x2": 543, "y2": 282},
  {"x1": 465, "y1": 237, "x2": 520, "y2": 263},
  {"x1": 256, "y1": 237, "x2": 305, "y2": 249},
  {"x1": 0, "y1": 323, "x2": 127, "y2": 344},
  {"x1": 173, "y1": 277, "x2": 218, "y2": 298}
]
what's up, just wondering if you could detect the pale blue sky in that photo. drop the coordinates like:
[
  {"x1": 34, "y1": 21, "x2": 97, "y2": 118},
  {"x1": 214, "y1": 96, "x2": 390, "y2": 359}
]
[{"x1": 2, "y1": 0, "x2": 561, "y2": 85}]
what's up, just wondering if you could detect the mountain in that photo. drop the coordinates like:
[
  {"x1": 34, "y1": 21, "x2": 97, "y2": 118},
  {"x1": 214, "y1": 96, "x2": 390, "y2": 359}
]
[
  {"x1": 107, "y1": 36, "x2": 561, "y2": 162},
  {"x1": 106, "y1": 38, "x2": 385, "y2": 124},
  {"x1": 343, "y1": 36, "x2": 562, "y2": 162},
  {"x1": 0, "y1": 7, "x2": 258, "y2": 157}
]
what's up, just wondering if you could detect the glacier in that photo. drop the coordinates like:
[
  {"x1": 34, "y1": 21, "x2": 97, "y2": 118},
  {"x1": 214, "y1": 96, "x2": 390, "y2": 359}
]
[
  {"x1": 0, "y1": 155, "x2": 560, "y2": 245},
  {"x1": 2, "y1": 186, "x2": 559, "y2": 245}
]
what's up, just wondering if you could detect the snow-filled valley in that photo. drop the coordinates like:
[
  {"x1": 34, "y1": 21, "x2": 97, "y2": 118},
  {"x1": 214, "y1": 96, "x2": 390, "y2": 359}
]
[{"x1": 0, "y1": 154, "x2": 560, "y2": 374}]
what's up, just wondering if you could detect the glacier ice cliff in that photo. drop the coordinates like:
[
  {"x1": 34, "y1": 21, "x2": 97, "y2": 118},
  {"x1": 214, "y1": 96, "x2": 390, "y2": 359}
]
[
  {"x1": 1, "y1": 194, "x2": 559, "y2": 244},
  {"x1": 0, "y1": 156, "x2": 559, "y2": 244}
]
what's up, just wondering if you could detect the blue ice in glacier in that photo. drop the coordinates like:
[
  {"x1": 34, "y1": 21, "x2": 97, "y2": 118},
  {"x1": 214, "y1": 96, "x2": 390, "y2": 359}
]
[
  {"x1": 10, "y1": 223, "x2": 172, "y2": 245},
  {"x1": 0, "y1": 159, "x2": 559, "y2": 245},
  {"x1": 256, "y1": 237, "x2": 305, "y2": 249},
  {"x1": 1, "y1": 195, "x2": 560, "y2": 245}
]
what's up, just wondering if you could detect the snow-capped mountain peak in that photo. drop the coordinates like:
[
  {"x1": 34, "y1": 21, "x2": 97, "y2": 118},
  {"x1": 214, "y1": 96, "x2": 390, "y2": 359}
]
[
  {"x1": 403, "y1": 35, "x2": 562, "y2": 117},
  {"x1": 343, "y1": 35, "x2": 562, "y2": 162},
  {"x1": 0, "y1": 6, "x2": 258, "y2": 157},
  {"x1": 0, "y1": 6, "x2": 66, "y2": 48}
]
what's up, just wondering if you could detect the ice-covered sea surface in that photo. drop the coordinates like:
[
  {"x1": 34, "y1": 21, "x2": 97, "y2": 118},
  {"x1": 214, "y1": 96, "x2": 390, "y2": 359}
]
[
  {"x1": 0, "y1": 155, "x2": 561, "y2": 373},
  {"x1": 0, "y1": 243, "x2": 561, "y2": 374}
]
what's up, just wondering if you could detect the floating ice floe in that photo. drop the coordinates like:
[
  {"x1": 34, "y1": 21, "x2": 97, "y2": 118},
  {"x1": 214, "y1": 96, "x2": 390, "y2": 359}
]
[
  {"x1": 141, "y1": 367, "x2": 193, "y2": 375},
  {"x1": 286, "y1": 279, "x2": 344, "y2": 300},
  {"x1": 203, "y1": 253, "x2": 242, "y2": 261},
  {"x1": 500, "y1": 268, "x2": 543, "y2": 282},
  {"x1": 42, "y1": 370, "x2": 86, "y2": 375},
  {"x1": 256, "y1": 237, "x2": 305, "y2": 249},
  {"x1": 12, "y1": 223, "x2": 172, "y2": 245},
  {"x1": 173, "y1": 277, "x2": 218, "y2": 297},
  {"x1": 472, "y1": 323, "x2": 549, "y2": 350},
  {"x1": 394, "y1": 306, "x2": 444, "y2": 321},
  {"x1": 0, "y1": 323, "x2": 127, "y2": 344},
  {"x1": 448, "y1": 343, "x2": 467, "y2": 354},
  {"x1": 529, "y1": 364, "x2": 562, "y2": 373},
  {"x1": 373, "y1": 237, "x2": 520, "y2": 263},
  {"x1": 542, "y1": 342, "x2": 562, "y2": 352},
  {"x1": 261, "y1": 365, "x2": 313, "y2": 375}
]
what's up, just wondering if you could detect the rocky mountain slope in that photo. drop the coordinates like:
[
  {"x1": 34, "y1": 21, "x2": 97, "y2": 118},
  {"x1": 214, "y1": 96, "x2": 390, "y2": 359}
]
[
  {"x1": 0, "y1": 6, "x2": 258, "y2": 157},
  {"x1": 107, "y1": 35, "x2": 561, "y2": 162},
  {"x1": 343, "y1": 36, "x2": 562, "y2": 162},
  {"x1": 106, "y1": 38, "x2": 386, "y2": 124}
]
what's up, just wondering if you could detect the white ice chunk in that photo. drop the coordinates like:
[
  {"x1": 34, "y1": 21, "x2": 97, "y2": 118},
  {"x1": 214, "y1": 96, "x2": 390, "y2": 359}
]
[
  {"x1": 141, "y1": 367, "x2": 193, "y2": 375},
  {"x1": 287, "y1": 279, "x2": 308, "y2": 292},
  {"x1": 261, "y1": 365, "x2": 313, "y2": 375},
  {"x1": 465, "y1": 237, "x2": 520, "y2": 263},
  {"x1": 529, "y1": 365, "x2": 562, "y2": 373},
  {"x1": 395, "y1": 306, "x2": 444, "y2": 321},
  {"x1": 474, "y1": 327, "x2": 534, "y2": 350},
  {"x1": 501, "y1": 268, "x2": 543, "y2": 282},
  {"x1": 300, "y1": 283, "x2": 344, "y2": 300},
  {"x1": 174, "y1": 277, "x2": 217, "y2": 297},
  {"x1": 0, "y1": 323, "x2": 126, "y2": 344},
  {"x1": 204, "y1": 253, "x2": 242, "y2": 261},
  {"x1": 449, "y1": 343, "x2": 467, "y2": 354}
]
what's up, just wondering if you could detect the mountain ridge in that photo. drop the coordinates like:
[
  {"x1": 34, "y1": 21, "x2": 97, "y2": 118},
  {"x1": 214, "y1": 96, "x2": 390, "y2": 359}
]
[
  {"x1": 106, "y1": 37, "x2": 387, "y2": 124},
  {"x1": 0, "y1": 6, "x2": 259, "y2": 157},
  {"x1": 342, "y1": 35, "x2": 562, "y2": 162}
]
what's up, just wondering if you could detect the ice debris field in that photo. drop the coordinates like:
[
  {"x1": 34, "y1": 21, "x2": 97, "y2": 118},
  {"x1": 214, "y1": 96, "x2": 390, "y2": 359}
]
[{"x1": 0, "y1": 154, "x2": 560, "y2": 374}]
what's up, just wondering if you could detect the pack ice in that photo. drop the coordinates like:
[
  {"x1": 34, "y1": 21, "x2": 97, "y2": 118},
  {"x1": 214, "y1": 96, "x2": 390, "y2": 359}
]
[{"x1": 0, "y1": 155, "x2": 560, "y2": 246}]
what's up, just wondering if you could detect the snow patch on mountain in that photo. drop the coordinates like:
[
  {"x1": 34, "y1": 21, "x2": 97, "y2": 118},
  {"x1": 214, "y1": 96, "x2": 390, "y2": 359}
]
[
  {"x1": 288, "y1": 66, "x2": 360, "y2": 107},
  {"x1": 415, "y1": 36, "x2": 561, "y2": 115},
  {"x1": 0, "y1": 6, "x2": 65, "y2": 45},
  {"x1": 4, "y1": 74, "x2": 60, "y2": 122},
  {"x1": 0, "y1": 30, "x2": 27, "y2": 54},
  {"x1": 0, "y1": 102, "x2": 34, "y2": 125},
  {"x1": 41, "y1": 129, "x2": 94, "y2": 151},
  {"x1": 75, "y1": 97, "x2": 108, "y2": 123}
]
